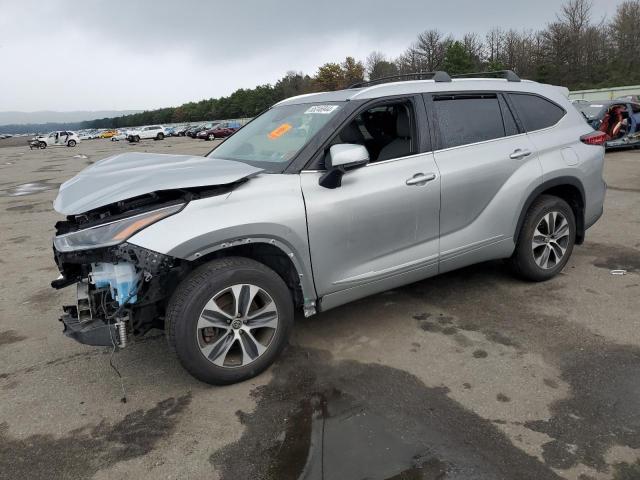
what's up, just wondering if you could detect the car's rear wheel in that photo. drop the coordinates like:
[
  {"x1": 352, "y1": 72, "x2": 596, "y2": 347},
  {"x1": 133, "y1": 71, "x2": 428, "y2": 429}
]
[
  {"x1": 208, "y1": 134, "x2": 215, "y2": 141},
  {"x1": 156, "y1": 132, "x2": 164, "y2": 140},
  {"x1": 166, "y1": 257, "x2": 294, "y2": 385},
  {"x1": 67, "y1": 139, "x2": 76, "y2": 147},
  {"x1": 509, "y1": 195, "x2": 576, "y2": 281}
]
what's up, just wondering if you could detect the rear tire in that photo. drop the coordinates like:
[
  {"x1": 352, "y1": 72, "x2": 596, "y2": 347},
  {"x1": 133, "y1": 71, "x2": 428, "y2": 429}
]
[
  {"x1": 166, "y1": 257, "x2": 294, "y2": 385},
  {"x1": 509, "y1": 195, "x2": 576, "y2": 281},
  {"x1": 67, "y1": 139, "x2": 76, "y2": 147},
  {"x1": 156, "y1": 133, "x2": 164, "y2": 140}
]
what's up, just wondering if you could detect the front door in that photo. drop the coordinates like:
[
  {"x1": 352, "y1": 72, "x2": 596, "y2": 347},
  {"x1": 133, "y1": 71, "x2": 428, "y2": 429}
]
[{"x1": 301, "y1": 97, "x2": 440, "y2": 309}]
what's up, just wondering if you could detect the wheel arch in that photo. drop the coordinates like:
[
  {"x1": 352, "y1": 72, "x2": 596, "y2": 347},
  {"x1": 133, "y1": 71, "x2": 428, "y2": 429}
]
[
  {"x1": 184, "y1": 238, "x2": 317, "y2": 315},
  {"x1": 515, "y1": 176, "x2": 586, "y2": 245}
]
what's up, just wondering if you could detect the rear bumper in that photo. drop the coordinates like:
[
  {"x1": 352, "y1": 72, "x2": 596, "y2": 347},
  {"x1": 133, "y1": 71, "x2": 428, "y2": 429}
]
[{"x1": 585, "y1": 203, "x2": 604, "y2": 231}]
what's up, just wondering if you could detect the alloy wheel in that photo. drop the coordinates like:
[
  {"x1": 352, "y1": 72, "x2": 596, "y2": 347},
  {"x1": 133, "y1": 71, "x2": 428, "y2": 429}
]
[
  {"x1": 531, "y1": 211, "x2": 570, "y2": 269},
  {"x1": 196, "y1": 284, "x2": 278, "y2": 368}
]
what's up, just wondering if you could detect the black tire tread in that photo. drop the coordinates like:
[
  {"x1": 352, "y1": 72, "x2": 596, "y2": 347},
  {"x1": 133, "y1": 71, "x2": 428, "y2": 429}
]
[
  {"x1": 509, "y1": 194, "x2": 575, "y2": 281},
  {"x1": 165, "y1": 256, "x2": 293, "y2": 384}
]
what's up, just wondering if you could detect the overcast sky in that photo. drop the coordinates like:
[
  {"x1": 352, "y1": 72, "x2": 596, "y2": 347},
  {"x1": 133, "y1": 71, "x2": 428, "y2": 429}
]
[{"x1": 0, "y1": 0, "x2": 624, "y2": 112}]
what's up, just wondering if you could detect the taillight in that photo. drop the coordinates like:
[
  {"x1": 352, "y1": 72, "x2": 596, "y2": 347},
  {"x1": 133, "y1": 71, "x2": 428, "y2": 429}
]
[{"x1": 580, "y1": 131, "x2": 609, "y2": 146}]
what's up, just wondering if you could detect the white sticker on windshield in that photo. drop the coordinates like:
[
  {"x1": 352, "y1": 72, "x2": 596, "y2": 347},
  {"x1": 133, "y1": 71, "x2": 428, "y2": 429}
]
[
  {"x1": 590, "y1": 104, "x2": 603, "y2": 107},
  {"x1": 304, "y1": 105, "x2": 340, "y2": 114}
]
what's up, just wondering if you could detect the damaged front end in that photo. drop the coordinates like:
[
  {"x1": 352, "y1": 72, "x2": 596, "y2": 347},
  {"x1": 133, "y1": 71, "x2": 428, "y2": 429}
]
[
  {"x1": 51, "y1": 197, "x2": 188, "y2": 348},
  {"x1": 50, "y1": 151, "x2": 263, "y2": 349},
  {"x1": 53, "y1": 242, "x2": 180, "y2": 348}
]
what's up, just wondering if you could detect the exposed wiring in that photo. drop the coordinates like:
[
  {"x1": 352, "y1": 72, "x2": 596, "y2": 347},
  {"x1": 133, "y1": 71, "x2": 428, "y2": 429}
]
[
  {"x1": 108, "y1": 317, "x2": 127, "y2": 404},
  {"x1": 105, "y1": 278, "x2": 142, "y2": 404}
]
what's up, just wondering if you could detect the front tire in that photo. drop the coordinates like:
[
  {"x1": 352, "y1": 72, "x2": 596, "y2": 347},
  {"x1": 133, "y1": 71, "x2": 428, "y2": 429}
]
[
  {"x1": 509, "y1": 195, "x2": 576, "y2": 281},
  {"x1": 39, "y1": 141, "x2": 47, "y2": 149},
  {"x1": 166, "y1": 257, "x2": 294, "y2": 385}
]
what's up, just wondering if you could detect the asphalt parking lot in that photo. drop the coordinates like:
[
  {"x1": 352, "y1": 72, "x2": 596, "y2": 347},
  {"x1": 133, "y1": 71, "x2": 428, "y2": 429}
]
[{"x1": 0, "y1": 136, "x2": 638, "y2": 480}]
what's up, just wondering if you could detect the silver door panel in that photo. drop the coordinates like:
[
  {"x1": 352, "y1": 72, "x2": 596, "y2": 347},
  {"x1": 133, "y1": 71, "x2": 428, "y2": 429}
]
[
  {"x1": 434, "y1": 135, "x2": 542, "y2": 271},
  {"x1": 319, "y1": 261, "x2": 439, "y2": 311},
  {"x1": 300, "y1": 152, "x2": 440, "y2": 298}
]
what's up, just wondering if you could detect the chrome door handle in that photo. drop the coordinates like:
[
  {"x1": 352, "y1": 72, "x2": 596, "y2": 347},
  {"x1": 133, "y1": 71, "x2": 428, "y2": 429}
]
[
  {"x1": 510, "y1": 148, "x2": 532, "y2": 160},
  {"x1": 406, "y1": 173, "x2": 436, "y2": 186}
]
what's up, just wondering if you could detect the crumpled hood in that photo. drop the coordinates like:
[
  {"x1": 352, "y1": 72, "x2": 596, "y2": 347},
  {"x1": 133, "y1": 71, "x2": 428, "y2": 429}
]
[{"x1": 53, "y1": 152, "x2": 263, "y2": 215}]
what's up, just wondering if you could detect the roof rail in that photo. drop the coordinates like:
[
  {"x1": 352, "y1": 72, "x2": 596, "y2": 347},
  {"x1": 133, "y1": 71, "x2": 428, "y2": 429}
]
[
  {"x1": 349, "y1": 71, "x2": 452, "y2": 89},
  {"x1": 450, "y1": 70, "x2": 521, "y2": 82}
]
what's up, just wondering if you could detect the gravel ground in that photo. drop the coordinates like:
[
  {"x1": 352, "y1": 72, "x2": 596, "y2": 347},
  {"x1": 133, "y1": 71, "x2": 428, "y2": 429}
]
[{"x1": 0, "y1": 137, "x2": 638, "y2": 480}]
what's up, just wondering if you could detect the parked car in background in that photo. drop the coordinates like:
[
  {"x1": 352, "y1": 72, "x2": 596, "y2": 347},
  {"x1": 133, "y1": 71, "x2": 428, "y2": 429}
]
[
  {"x1": 50, "y1": 70, "x2": 606, "y2": 385},
  {"x1": 99, "y1": 130, "x2": 118, "y2": 139},
  {"x1": 30, "y1": 130, "x2": 80, "y2": 149},
  {"x1": 111, "y1": 130, "x2": 127, "y2": 141},
  {"x1": 127, "y1": 125, "x2": 165, "y2": 142},
  {"x1": 616, "y1": 94, "x2": 640, "y2": 103},
  {"x1": 172, "y1": 125, "x2": 190, "y2": 136},
  {"x1": 197, "y1": 121, "x2": 241, "y2": 140},
  {"x1": 571, "y1": 99, "x2": 589, "y2": 106},
  {"x1": 195, "y1": 123, "x2": 219, "y2": 140},
  {"x1": 186, "y1": 124, "x2": 209, "y2": 138},
  {"x1": 574, "y1": 99, "x2": 640, "y2": 149},
  {"x1": 166, "y1": 125, "x2": 189, "y2": 136},
  {"x1": 78, "y1": 130, "x2": 98, "y2": 140}
]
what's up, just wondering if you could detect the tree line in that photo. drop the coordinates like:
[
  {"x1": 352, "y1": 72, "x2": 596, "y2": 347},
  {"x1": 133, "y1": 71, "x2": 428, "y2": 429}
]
[{"x1": 5, "y1": 0, "x2": 638, "y2": 134}]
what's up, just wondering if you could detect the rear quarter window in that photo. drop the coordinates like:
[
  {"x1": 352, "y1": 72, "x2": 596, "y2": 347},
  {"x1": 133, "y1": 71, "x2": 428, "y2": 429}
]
[{"x1": 509, "y1": 93, "x2": 566, "y2": 132}]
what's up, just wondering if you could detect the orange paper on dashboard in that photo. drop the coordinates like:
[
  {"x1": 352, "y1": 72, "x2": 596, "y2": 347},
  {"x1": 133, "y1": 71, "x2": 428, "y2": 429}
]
[{"x1": 268, "y1": 123, "x2": 292, "y2": 139}]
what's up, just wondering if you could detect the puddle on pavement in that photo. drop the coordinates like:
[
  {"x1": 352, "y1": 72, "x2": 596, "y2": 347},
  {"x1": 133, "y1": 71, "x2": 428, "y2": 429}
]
[
  {"x1": 34, "y1": 164, "x2": 63, "y2": 173},
  {"x1": 211, "y1": 347, "x2": 561, "y2": 480},
  {"x1": 0, "y1": 330, "x2": 27, "y2": 347},
  {"x1": 0, "y1": 394, "x2": 191, "y2": 479},
  {"x1": 0, "y1": 181, "x2": 59, "y2": 197},
  {"x1": 397, "y1": 261, "x2": 640, "y2": 473},
  {"x1": 576, "y1": 242, "x2": 640, "y2": 273},
  {"x1": 525, "y1": 344, "x2": 640, "y2": 471}
]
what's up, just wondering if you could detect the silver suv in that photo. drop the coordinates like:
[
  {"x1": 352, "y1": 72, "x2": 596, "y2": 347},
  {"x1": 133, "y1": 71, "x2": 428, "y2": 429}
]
[{"x1": 51, "y1": 71, "x2": 606, "y2": 384}]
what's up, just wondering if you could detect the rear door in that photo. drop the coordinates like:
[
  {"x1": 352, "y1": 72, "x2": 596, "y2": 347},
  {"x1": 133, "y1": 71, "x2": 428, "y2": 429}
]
[{"x1": 425, "y1": 92, "x2": 540, "y2": 273}]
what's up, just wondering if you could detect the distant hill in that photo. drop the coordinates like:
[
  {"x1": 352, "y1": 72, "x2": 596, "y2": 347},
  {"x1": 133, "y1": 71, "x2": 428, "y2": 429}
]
[{"x1": 0, "y1": 110, "x2": 143, "y2": 126}]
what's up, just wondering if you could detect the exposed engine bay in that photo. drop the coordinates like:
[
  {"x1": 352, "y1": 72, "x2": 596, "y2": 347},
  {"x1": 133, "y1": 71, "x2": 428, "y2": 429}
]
[{"x1": 51, "y1": 184, "x2": 241, "y2": 349}]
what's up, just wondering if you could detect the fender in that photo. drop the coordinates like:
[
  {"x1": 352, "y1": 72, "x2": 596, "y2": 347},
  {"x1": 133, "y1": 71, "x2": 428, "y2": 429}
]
[
  {"x1": 165, "y1": 235, "x2": 318, "y2": 316},
  {"x1": 514, "y1": 176, "x2": 586, "y2": 244}
]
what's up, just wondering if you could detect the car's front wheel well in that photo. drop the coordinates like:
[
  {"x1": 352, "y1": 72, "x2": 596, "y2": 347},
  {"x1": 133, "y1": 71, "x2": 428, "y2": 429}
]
[{"x1": 190, "y1": 243, "x2": 304, "y2": 308}]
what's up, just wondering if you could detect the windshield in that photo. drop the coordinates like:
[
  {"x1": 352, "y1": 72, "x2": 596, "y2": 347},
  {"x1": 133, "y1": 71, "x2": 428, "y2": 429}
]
[
  {"x1": 207, "y1": 102, "x2": 343, "y2": 169},
  {"x1": 575, "y1": 103, "x2": 606, "y2": 119}
]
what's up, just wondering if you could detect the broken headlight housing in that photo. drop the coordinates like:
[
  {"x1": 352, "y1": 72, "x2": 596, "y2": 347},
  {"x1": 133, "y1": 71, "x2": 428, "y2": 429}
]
[{"x1": 54, "y1": 204, "x2": 184, "y2": 252}]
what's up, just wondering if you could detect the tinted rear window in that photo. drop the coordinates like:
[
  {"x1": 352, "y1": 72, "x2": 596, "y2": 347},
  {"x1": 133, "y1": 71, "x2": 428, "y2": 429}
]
[
  {"x1": 433, "y1": 95, "x2": 506, "y2": 149},
  {"x1": 509, "y1": 93, "x2": 565, "y2": 131}
]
